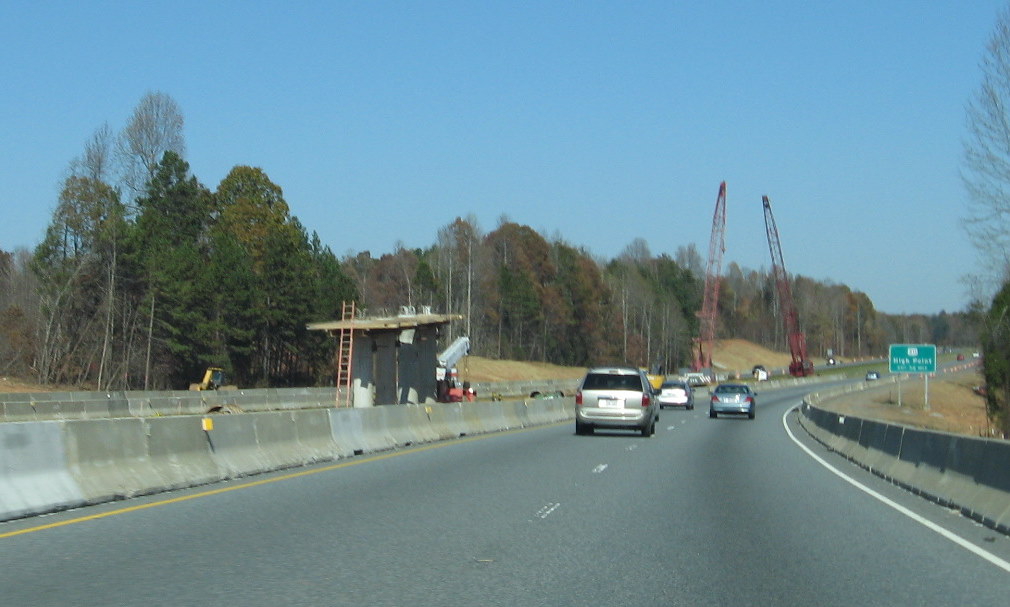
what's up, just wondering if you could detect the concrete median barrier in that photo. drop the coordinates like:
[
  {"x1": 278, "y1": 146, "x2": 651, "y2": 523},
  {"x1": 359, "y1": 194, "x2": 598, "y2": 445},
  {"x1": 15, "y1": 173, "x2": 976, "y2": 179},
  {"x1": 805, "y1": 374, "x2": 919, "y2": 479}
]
[
  {"x1": 328, "y1": 408, "x2": 369, "y2": 456},
  {"x1": 507, "y1": 400, "x2": 531, "y2": 427},
  {"x1": 892, "y1": 428, "x2": 951, "y2": 500},
  {"x1": 381, "y1": 405, "x2": 439, "y2": 446},
  {"x1": 357, "y1": 407, "x2": 399, "y2": 452},
  {"x1": 541, "y1": 397, "x2": 574, "y2": 422},
  {"x1": 203, "y1": 414, "x2": 274, "y2": 478},
  {"x1": 1, "y1": 382, "x2": 577, "y2": 522},
  {"x1": 64, "y1": 418, "x2": 159, "y2": 502},
  {"x1": 460, "y1": 402, "x2": 489, "y2": 435},
  {"x1": 523, "y1": 399, "x2": 556, "y2": 426},
  {"x1": 249, "y1": 412, "x2": 306, "y2": 470},
  {"x1": 424, "y1": 403, "x2": 468, "y2": 440},
  {"x1": 856, "y1": 419, "x2": 902, "y2": 477},
  {"x1": 2, "y1": 402, "x2": 38, "y2": 422},
  {"x1": 973, "y1": 441, "x2": 1010, "y2": 531},
  {"x1": 800, "y1": 399, "x2": 1010, "y2": 535},
  {"x1": 0, "y1": 421, "x2": 85, "y2": 521},
  {"x1": 937, "y1": 435, "x2": 990, "y2": 511},
  {"x1": 146, "y1": 416, "x2": 222, "y2": 490},
  {"x1": 291, "y1": 408, "x2": 340, "y2": 462},
  {"x1": 472, "y1": 401, "x2": 510, "y2": 433}
]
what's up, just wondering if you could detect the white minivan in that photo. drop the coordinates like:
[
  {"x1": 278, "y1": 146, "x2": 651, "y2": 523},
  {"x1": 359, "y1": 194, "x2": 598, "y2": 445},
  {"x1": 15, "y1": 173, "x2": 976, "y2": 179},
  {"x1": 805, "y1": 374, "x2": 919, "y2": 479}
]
[{"x1": 575, "y1": 367, "x2": 659, "y2": 436}]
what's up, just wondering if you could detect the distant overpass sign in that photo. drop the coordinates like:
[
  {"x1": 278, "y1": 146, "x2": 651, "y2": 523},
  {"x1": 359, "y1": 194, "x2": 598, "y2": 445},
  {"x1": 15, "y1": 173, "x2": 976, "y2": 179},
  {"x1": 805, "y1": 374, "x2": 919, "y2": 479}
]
[{"x1": 888, "y1": 344, "x2": 937, "y2": 374}]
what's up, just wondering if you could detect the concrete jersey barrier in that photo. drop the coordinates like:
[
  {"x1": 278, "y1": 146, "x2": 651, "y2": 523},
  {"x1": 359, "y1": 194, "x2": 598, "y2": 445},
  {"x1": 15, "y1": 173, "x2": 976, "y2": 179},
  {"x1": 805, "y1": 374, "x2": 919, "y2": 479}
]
[
  {"x1": 0, "y1": 396, "x2": 575, "y2": 523},
  {"x1": 798, "y1": 400, "x2": 1010, "y2": 534}
]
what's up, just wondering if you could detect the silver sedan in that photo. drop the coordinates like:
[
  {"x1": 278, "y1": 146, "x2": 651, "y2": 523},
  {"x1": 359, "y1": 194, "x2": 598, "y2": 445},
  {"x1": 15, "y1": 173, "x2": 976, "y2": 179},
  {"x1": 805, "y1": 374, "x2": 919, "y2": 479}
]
[{"x1": 709, "y1": 383, "x2": 756, "y2": 420}]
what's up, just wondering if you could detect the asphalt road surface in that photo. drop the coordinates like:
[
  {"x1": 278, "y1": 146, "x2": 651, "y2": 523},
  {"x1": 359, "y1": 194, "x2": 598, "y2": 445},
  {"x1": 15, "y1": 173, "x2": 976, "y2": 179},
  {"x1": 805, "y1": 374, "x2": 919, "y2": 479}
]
[{"x1": 2, "y1": 384, "x2": 1008, "y2": 606}]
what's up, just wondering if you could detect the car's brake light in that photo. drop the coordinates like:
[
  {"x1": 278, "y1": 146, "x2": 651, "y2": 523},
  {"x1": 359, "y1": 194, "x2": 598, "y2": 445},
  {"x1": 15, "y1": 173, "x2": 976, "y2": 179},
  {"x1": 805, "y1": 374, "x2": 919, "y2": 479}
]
[
  {"x1": 745, "y1": 396, "x2": 754, "y2": 404},
  {"x1": 575, "y1": 390, "x2": 583, "y2": 405},
  {"x1": 711, "y1": 396, "x2": 719, "y2": 403},
  {"x1": 641, "y1": 392, "x2": 651, "y2": 407}
]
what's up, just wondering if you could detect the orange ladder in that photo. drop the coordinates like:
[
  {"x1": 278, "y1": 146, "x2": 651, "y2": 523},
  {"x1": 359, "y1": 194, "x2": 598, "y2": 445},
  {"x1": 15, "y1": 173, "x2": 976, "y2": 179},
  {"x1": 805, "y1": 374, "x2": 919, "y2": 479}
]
[{"x1": 336, "y1": 301, "x2": 355, "y2": 407}]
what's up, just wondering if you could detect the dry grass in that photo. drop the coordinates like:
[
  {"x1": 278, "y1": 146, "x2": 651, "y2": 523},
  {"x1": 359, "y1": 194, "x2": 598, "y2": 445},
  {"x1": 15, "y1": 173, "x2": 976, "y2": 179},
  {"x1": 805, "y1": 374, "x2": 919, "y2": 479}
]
[
  {"x1": 711, "y1": 338, "x2": 793, "y2": 370},
  {"x1": 0, "y1": 376, "x2": 73, "y2": 393},
  {"x1": 819, "y1": 371, "x2": 994, "y2": 437},
  {"x1": 462, "y1": 339, "x2": 793, "y2": 382},
  {"x1": 459, "y1": 356, "x2": 587, "y2": 382}
]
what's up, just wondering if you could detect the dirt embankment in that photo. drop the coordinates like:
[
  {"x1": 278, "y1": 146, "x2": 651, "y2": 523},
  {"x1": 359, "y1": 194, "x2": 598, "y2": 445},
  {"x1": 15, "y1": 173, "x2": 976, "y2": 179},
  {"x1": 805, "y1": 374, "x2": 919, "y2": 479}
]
[
  {"x1": 457, "y1": 356, "x2": 587, "y2": 382},
  {"x1": 710, "y1": 338, "x2": 793, "y2": 371},
  {"x1": 0, "y1": 376, "x2": 69, "y2": 393},
  {"x1": 461, "y1": 338, "x2": 790, "y2": 383}
]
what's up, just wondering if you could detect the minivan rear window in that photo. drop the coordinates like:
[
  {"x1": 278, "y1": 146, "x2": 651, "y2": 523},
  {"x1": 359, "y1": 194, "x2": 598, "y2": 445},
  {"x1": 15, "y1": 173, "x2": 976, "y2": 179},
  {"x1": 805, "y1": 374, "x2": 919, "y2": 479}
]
[{"x1": 582, "y1": 373, "x2": 642, "y2": 391}]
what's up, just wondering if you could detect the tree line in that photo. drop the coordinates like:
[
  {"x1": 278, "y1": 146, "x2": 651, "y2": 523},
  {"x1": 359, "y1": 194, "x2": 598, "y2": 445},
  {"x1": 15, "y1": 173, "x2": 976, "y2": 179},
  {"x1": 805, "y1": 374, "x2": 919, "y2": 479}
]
[
  {"x1": 0, "y1": 92, "x2": 975, "y2": 391},
  {"x1": 964, "y1": 5, "x2": 1010, "y2": 437}
]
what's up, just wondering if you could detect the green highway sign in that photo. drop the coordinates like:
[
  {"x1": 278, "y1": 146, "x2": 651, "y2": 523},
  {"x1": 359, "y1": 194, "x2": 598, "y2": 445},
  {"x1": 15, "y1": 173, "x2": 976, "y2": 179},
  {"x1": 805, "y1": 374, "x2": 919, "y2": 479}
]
[{"x1": 888, "y1": 344, "x2": 937, "y2": 374}]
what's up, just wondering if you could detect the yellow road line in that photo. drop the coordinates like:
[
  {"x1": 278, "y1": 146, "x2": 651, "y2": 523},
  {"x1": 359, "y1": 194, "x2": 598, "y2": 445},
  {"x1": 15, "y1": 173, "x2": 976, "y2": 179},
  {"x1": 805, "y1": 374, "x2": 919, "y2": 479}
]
[{"x1": 0, "y1": 422, "x2": 565, "y2": 539}]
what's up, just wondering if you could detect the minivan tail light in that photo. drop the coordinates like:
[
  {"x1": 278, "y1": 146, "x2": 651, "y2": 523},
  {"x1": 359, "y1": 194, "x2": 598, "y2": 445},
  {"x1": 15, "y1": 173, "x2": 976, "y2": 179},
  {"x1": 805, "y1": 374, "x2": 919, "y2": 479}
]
[
  {"x1": 641, "y1": 392, "x2": 650, "y2": 407},
  {"x1": 575, "y1": 390, "x2": 583, "y2": 405}
]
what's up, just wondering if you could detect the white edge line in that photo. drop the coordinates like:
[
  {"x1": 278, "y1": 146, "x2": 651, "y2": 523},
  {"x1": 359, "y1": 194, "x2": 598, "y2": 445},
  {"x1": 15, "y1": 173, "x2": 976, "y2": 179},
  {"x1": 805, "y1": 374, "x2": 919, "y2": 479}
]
[{"x1": 782, "y1": 404, "x2": 1010, "y2": 573}]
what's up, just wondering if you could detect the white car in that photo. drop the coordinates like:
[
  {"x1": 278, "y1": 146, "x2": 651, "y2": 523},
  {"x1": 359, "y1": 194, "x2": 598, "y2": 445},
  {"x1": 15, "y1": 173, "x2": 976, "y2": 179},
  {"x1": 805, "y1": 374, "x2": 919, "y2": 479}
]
[{"x1": 657, "y1": 380, "x2": 694, "y2": 410}]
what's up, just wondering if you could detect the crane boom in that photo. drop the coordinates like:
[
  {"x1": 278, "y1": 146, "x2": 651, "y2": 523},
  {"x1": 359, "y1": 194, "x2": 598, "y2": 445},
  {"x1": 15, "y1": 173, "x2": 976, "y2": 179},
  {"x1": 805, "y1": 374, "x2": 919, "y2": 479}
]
[
  {"x1": 762, "y1": 196, "x2": 813, "y2": 376},
  {"x1": 438, "y1": 336, "x2": 471, "y2": 369},
  {"x1": 693, "y1": 181, "x2": 727, "y2": 373}
]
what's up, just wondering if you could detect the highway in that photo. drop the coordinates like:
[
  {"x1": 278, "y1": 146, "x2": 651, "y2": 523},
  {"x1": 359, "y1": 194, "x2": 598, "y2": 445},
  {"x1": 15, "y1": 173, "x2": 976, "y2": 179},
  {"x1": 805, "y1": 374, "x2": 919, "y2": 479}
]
[{"x1": 2, "y1": 384, "x2": 1008, "y2": 606}]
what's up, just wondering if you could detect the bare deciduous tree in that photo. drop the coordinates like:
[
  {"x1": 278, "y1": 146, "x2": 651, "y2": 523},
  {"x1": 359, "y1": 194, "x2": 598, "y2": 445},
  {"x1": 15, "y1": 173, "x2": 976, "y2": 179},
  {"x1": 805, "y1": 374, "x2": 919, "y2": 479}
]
[
  {"x1": 963, "y1": 6, "x2": 1010, "y2": 288},
  {"x1": 118, "y1": 91, "x2": 186, "y2": 200},
  {"x1": 70, "y1": 123, "x2": 115, "y2": 183}
]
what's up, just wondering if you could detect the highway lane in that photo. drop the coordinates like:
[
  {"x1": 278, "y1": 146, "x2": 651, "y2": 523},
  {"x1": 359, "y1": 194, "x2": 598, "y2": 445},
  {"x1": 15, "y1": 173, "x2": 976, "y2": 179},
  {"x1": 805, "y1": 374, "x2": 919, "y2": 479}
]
[{"x1": 2, "y1": 385, "x2": 1008, "y2": 606}]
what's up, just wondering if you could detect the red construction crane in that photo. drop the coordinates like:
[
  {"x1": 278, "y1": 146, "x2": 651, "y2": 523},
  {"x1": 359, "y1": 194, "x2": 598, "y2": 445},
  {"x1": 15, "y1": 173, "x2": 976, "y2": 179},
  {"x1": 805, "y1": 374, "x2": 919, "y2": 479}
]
[
  {"x1": 762, "y1": 195, "x2": 813, "y2": 377},
  {"x1": 692, "y1": 181, "x2": 727, "y2": 373}
]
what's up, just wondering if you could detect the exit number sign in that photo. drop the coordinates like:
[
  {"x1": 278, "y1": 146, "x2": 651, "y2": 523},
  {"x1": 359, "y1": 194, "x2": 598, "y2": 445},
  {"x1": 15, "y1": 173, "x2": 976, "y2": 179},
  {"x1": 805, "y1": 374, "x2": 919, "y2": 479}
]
[{"x1": 889, "y1": 344, "x2": 937, "y2": 374}]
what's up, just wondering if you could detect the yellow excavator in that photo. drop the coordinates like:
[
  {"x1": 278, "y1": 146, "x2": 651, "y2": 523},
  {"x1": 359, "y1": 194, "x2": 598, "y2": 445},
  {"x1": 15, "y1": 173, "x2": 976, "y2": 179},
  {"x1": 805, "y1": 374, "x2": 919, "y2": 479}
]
[{"x1": 189, "y1": 367, "x2": 237, "y2": 391}]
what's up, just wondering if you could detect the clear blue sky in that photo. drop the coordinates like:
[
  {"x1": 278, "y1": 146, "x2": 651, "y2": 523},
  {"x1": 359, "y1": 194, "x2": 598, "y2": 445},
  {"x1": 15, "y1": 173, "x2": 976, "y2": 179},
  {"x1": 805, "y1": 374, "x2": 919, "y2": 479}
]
[{"x1": 1, "y1": 1, "x2": 1005, "y2": 315}]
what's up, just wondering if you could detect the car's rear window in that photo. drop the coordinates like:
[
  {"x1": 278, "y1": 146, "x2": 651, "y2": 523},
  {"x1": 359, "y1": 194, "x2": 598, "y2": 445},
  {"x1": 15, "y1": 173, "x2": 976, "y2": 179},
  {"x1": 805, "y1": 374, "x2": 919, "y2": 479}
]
[
  {"x1": 715, "y1": 385, "x2": 746, "y2": 394},
  {"x1": 582, "y1": 373, "x2": 643, "y2": 391}
]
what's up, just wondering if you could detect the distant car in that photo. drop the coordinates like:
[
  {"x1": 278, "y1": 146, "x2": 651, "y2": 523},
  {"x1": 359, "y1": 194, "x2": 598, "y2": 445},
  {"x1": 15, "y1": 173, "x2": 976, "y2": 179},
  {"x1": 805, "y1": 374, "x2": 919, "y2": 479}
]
[
  {"x1": 865, "y1": 371, "x2": 880, "y2": 381},
  {"x1": 957, "y1": 353, "x2": 965, "y2": 361},
  {"x1": 752, "y1": 365, "x2": 768, "y2": 381},
  {"x1": 657, "y1": 380, "x2": 694, "y2": 410},
  {"x1": 575, "y1": 366, "x2": 659, "y2": 437},
  {"x1": 709, "y1": 383, "x2": 756, "y2": 420}
]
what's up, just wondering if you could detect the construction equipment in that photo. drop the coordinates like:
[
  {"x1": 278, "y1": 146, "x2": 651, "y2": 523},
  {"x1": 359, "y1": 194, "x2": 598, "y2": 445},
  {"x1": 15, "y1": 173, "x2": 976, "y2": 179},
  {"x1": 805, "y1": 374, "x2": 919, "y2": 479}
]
[
  {"x1": 436, "y1": 336, "x2": 471, "y2": 402},
  {"x1": 693, "y1": 181, "x2": 727, "y2": 375},
  {"x1": 189, "y1": 367, "x2": 237, "y2": 391},
  {"x1": 762, "y1": 196, "x2": 814, "y2": 377}
]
